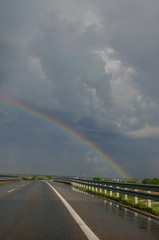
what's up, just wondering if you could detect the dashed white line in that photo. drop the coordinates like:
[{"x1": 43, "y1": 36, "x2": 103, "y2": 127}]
[
  {"x1": 46, "y1": 182, "x2": 100, "y2": 240},
  {"x1": 8, "y1": 189, "x2": 15, "y2": 193}
]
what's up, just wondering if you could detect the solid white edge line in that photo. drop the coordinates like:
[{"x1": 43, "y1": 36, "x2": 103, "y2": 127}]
[
  {"x1": 46, "y1": 182, "x2": 100, "y2": 240},
  {"x1": 8, "y1": 189, "x2": 15, "y2": 193}
]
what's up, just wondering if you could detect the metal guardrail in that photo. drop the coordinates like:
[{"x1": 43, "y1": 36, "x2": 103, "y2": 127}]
[
  {"x1": 53, "y1": 177, "x2": 159, "y2": 206},
  {"x1": 72, "y1": 180, "x2": 159, "y2": 201},
  {"x1": 0, "y1": 175, "x2": 20, "y2": 182},
  {"x1": 57, "y1": 178, "x2": 159, "y2": 192}
]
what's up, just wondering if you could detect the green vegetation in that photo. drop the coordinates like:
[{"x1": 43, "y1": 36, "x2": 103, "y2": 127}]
[
  {"x1": 36, "y1": 177, "x2": 46, "y2": 180},
  {"x1": 21, "y1": 176, "x2": 36, "y2": 181},
  {"x1": 21, "y1": 175, "x2": 52, "y2": 181},
  {"x1": 47, "y1": 175, "x2": 52, "y2": 180},
  {"x1": 92, "y1": 177, "x2": 102, "y2": 181},
  {"x1": 142, "y1": 177, "x2": 159, "y2": 185}
]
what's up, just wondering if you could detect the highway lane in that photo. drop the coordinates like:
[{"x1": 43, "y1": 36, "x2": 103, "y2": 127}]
[
  {"x1": 0, "y1": 181, "x2": 30, "y2": 200},
  {"x1": 0, "y1": 181, "x2": 88, "y2": 240},
  {"x1": 0, "y1": 180, "x2": 158, "y2": 240}
]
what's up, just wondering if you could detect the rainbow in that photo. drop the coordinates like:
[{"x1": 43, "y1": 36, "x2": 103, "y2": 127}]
[{"x1": 0, "y1": 96, "x2": 130, "y2": 179}]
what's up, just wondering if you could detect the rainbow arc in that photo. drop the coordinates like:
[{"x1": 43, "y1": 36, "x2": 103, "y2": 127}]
[{"x1": 0, "y1": 96, "x2": 130, "y2": 179}]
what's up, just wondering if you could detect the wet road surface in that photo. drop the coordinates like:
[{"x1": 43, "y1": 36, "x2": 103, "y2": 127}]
[{"x1": 0, "y1": 181, "x2": 159, "y2": 240}]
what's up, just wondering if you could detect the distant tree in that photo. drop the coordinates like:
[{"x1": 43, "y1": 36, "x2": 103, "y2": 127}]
[
  {"x1": 21, "y1": 176, "x2": 36, "y2": 181},
  {"x1": 142, "y1": 178, "x2": 151, "y2": 184},
  {"x1": 21, "y1": 176, "x2": 29, "y2": 181},
  {"x1": 151, "y1": 178, "x2": 159, "y2": 184},
  {"x1": 31, "y1": 176, "x2": 36, "y2": 181},
  {"x1": 93, "y1": 177, "x2": 101, "y2": 181},
  {"x1": 36, "y1": 177, "x2": 45, "y2": 180},
  {"x1": 47, "y1": 175, "x2": 52, "y2": 180},
  {"x1": 142, "y1": 178, "x2": 159, "y2": 185}
]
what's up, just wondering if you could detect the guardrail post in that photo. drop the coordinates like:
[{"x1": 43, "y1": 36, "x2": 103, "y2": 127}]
[
  {"x1": 110, "y1": 185, "x2": 112, "y2": 196},
  {"x1": 104, "y1": 186, "x2": 107, "y2": 195},
  {"x1": 135, "y1": 189, "x2": 138, "y2": 204},
  {"x1": 117, "y1": 186, "x2": 119, "y2": 198},
  {"x1": 147, "y1": 191, "x2": 151, "y2": 207},
  {"x1": 125, "y1": 188, "x2": 128, "y2": 200}
]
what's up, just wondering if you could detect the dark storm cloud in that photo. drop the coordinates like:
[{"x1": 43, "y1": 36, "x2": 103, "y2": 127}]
[
  {"x1": 98, "y1": 0, "x2": 159, "y2": 112},
  {"x1": 0, "y1": 0, "x2": 159, "y2": 177}
]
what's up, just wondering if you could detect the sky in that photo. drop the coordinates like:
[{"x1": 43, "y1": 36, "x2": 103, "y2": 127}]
[{"x1": 0, "y1": 0, "x2": 159, "y2": 178}]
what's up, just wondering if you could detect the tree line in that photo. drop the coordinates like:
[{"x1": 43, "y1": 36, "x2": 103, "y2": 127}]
[{"x1": 142, "y1": 177, "x2": 159, "y2": 185}]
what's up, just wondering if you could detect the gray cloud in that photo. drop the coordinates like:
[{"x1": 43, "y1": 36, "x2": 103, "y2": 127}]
[{"x1": 0, "y1": 0, "x2": 159, "y2": 177}]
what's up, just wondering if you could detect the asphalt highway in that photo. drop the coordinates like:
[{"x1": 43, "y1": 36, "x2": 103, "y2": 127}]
[{"x1": 0, "y1": 181, "x2": 159, "y2": 240}]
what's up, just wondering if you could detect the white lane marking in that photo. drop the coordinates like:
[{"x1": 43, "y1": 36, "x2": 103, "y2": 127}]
[
  {"x1": 46, "y1": 182, "x2": 100, "y2": 240},
  {"x1": 8, "y1": 189, "x2": 15, "y2": 193}
]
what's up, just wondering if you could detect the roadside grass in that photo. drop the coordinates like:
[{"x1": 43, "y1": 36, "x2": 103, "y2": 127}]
[{"x1": 75, "y1": 185, "x2": 159, "y2": 217}]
